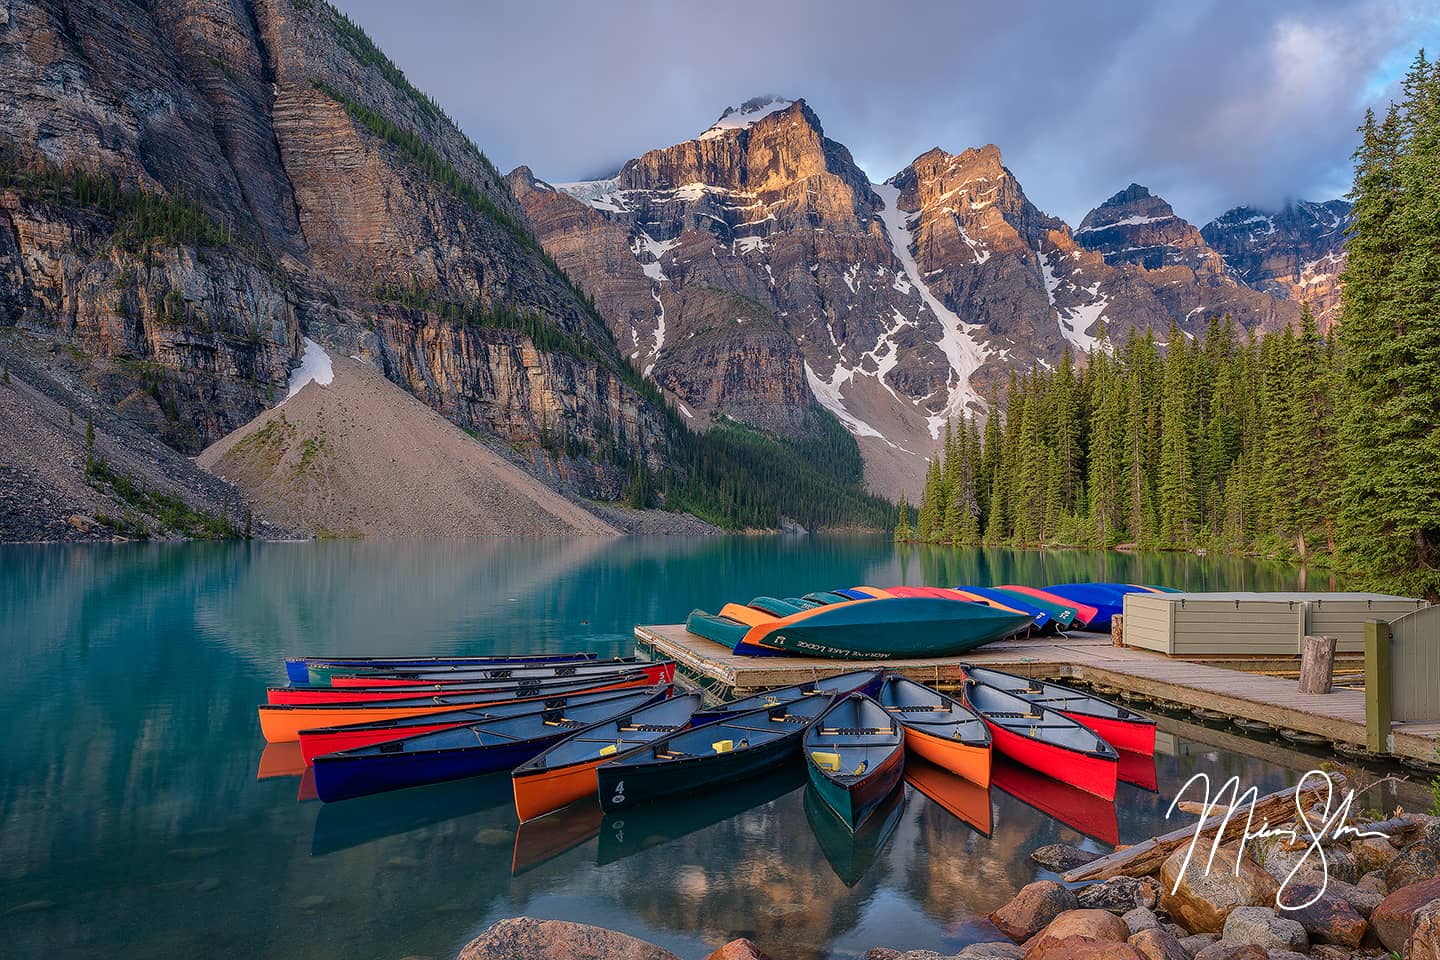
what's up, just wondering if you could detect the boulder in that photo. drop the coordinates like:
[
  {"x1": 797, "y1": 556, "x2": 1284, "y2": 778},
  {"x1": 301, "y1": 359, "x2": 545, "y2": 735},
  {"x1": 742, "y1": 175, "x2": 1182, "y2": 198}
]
[
  {"x1": 1123, "y1": 907, "x2": 1162, "y2": 935},
  {"x1": 704, "y1": 939, "x2": 770, "y2": 960},
  {"x1": 1273, "y1": 881, "x2": 1367, "y2": 946},
  {"x1": 1218, "y1": 907, "x2": 1307, "y2": 953},
  {"x1": 1355, "y1": 870, "x2": 1388, "y2": 897},
  {"x1": 1191, "y1": 942, "x2": 1267, "y2": 960},
  {"x1": 1305, "y1": 946, "x2": 1354, "y2": 960},
  {"x1": 1259, "y1": 844, "x2": 1355, "y2": 886},
  {"x1": 1178, "y1": 933, "x2": 1219, "y2": 956},
  {"x1": 1262, "y1": 952, "x2": 1306, "y2": 960},
  {"x1": 1409, "y1": 899, "x2": 1440, "y2": 960},
  {"x1": 865, "y1": 952, "x2": 902, "y2": 960},
  {"x1": 1079, "y1": 877, "x2": 1162, "y2": 913},
  {"x1": 1024, "y1": 909, "x2": 1132, "y2": 959},
  {"x1": 1031, "y1": 843, "x2": 1099, "y2": 871},
  {"x1": 1159, "y1": 845, "x2": 1279, "y2": 933},
  {"x1": 456, "y1": 918, "x2": 680, "y2": 960},
  {"x1": 1317, "y1": 877, "x2": 1383, "y2": 918},
  {"x1": 990, "y1": 881, "x2": 1078, "y2": 942},
  {"x1": 1371, "y1": 877, "x2": 1440, "y2": 952},
  {"x1": 1126, "y1": 927, "x2": 1189, "y2": 960},
  {"x1": 957, "y1": 942, "x2": 1025, "y2": 959},
  {"x1": 1023, "y1": 939, "x2": 1142, "y2": 960},
  {"x1": 1351, "y1": 835, "x2": 1397, "y2": 875},
  {"x1": 1385, "y1": 836, "x2": 1440, "y2": 889}
]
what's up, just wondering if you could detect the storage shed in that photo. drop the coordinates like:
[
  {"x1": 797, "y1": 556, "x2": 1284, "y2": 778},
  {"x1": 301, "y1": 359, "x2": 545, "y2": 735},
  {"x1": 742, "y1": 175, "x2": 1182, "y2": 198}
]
[{"x1": 1121, "y1": 592, "x2": 1427, "y2": 656}]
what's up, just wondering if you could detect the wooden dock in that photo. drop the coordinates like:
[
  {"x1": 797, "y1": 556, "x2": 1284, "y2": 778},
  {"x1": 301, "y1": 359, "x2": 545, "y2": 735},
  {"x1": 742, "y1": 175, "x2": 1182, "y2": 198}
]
[{"x1": 635, "y1": 623, "x2": 1440, "y2": 767}]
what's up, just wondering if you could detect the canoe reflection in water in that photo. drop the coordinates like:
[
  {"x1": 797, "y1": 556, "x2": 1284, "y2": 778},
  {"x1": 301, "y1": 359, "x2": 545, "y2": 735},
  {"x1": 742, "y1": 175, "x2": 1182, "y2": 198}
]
[
  {"x1": 512, "y1": 801, "x2": 604, "y2": 876},
  {"x1": 990, "y1": 755, "x2": 1120, "y2": 846},
  {"x1": 804, "y1": 783, "x2": 907, "y2": 887},
  {"x1": 311, "y1": 772, "x2": 515, "y2": 856},
  {"x1": 903, "y1": 755, "x2": 993, "y2": 838},
  {"x1": 1117, "y1": 748, "x2": 1159, "y2": 792}
]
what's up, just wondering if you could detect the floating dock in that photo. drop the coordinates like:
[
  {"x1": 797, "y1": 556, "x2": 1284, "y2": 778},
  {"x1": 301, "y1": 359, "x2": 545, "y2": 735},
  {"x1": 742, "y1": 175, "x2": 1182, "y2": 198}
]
[{"x1": 635, "y1": 623, "x2": 1440, "y2": 766}]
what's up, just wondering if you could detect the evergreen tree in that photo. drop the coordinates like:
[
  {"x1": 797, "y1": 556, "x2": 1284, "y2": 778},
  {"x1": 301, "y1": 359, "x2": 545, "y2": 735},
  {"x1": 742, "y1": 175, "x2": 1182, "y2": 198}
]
[{"x1": 893, "y1": 494, "x2": 913, "y2": 542}]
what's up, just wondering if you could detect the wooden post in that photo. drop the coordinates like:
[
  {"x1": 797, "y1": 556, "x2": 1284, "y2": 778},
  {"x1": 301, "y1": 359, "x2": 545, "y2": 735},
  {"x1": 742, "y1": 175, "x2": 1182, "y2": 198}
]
[
  {"x1": 1111, "y1": 614, "x2": 1124, "y2": 648},
  {"x1": 1298, "y1": 635, "x2": 1337, "y2": 694},
  {"x1": 1365, "y1": 620, "x2": 1392, "y2": 754}
]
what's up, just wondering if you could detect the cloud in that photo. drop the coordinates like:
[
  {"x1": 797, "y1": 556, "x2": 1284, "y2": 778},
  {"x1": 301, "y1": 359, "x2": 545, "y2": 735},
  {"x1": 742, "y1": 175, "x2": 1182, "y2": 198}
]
[{"x1": 334, "y1": 0, "x2": 1437, "y2": 225}]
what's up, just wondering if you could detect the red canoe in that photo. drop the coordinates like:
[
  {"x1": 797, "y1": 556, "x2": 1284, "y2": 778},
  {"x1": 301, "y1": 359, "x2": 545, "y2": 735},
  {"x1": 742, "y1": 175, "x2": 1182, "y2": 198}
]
[
  {"x1": 1000, "y1": 585, "x2": 1099, "y2": 627},
  {"x1": 267, "y1": 662, "x2": 674, "y2": 705},
  {"x1": 961, "y1": 672, "x2": 1119, "y2": 801},
  {"x1": 961, "y1": 665, "x2": 1157, "y2": 756}
]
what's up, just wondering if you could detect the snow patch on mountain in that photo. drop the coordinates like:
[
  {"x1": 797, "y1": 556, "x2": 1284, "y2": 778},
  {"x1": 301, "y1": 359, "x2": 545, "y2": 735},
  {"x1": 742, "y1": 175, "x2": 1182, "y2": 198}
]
[
  {"x1": 283, "y1": 338, "x2": 333, "y2": 402},
  {"x1": 872, "y1": 181, "x2": 990, "y2": 437},
  {"x1": 701, "y1": 97, "x2": 794, "y2": 139},
  {"x1": 805, "y1": 362, "x2": 885, "y2": 440},
  {"x1": 554, "y1": 177, "x2": 627, "y2": 213},
  {"x1": 1040, "y1": 251, "x2": 1107, "y2": 354}
]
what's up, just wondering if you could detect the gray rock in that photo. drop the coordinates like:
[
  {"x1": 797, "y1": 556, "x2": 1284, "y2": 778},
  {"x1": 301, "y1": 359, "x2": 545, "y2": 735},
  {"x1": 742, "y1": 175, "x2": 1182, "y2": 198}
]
[
  {"x1": 1263, "y1": 952, "x2": 1308, "y2": 960},
  {"x1": 1192, "y1": 941, "x2": 1268, "y2": 960},
  {"x1": 1030, "y1": 843, "x2": 1099, "y2": 871},
  {"x1": 1125, "y1": 906, "x2": 1162, "y2": 935},
  {"x1": 1179, "y1": 933, "x2": 1220, "y2": 957},
  {"x1": 1078, "y1": 875, "x2": 1162, "y2": 913},
  {"x1": 1220, "y1": 907, "x2": 1308, "y2": 953},
  {"x1": 955, "y1": 943, "x2": 1024, "y2": 959},
  {"x1": 1386, "y1": 836, "x2": 1440, "y2": 890}
]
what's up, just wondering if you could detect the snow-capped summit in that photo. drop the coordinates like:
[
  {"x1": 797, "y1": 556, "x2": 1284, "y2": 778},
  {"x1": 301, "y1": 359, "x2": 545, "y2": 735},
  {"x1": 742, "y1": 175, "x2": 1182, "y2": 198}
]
[{"x1": 700, "y1": 96, "x2": 795, "y2": 139}]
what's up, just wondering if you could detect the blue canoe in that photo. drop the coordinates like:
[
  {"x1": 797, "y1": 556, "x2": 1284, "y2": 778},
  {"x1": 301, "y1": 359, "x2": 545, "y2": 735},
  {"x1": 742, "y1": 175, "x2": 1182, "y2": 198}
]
[
  {"x1": 1043, "y1": 583, "x2": 1148, "y2": 629},
  {"x1": 286, "y1": 652, "x2": 597, "y2": 686},
  {"x1": 312, "y1": 690, "x2": 697, "y2": 802}
]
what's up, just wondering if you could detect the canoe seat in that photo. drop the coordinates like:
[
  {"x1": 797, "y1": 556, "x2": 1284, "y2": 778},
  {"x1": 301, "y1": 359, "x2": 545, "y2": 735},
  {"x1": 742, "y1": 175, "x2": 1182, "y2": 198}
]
[
  {"x1": 543, "y1": 718, "x2": 585, "y2": 727},
  {"x1": 599, "y1": 743, "x2": 619, "y2": 757},
  {"x1": 983, "y1": 711, "x2": 1044, "y2": 720},
  {"x1": 712, "y1": 739, "x2": 734, "y2": 754},
  {"x1": 820, "y1": 726, "x2": 893, "y2": 736},
  {"x1": 774, "y1": 713, "x2": 811, "y2": 723},
  {"x1": 657, "y1": 749, "x2": 690, "y2": 759},
  {"x1": 810, "y1": 751, "x2": 841, "y2": 772},
  {"x1": 620, "y1": 723, "x2": 682, "y2": 732},
  {"x1": 888, "y1": 705, "x2": 946, "y2": 713}
]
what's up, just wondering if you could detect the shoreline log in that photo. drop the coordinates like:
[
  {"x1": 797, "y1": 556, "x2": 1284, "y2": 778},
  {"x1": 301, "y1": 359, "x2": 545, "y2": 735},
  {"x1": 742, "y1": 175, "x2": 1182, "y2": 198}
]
[{"x1": 1061, "y1": 776, "x2": 1345, "y2": 883}]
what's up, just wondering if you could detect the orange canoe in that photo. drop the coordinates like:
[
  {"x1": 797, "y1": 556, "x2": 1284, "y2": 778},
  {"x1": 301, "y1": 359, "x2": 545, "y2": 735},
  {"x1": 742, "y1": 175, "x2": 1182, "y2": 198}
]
[{"x1": 902, "y1": 723, "x2": 993, "y2": 789}]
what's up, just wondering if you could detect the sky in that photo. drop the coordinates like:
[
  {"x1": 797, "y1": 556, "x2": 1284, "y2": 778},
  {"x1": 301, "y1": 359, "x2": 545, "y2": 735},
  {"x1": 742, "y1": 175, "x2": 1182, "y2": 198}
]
[{"x1": 334, "y1": 0, "x2": 1438, "y2": 226}]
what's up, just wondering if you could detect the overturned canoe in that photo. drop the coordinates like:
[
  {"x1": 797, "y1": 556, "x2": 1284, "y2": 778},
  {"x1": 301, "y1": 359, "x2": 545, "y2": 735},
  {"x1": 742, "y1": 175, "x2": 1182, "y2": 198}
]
[
  {"x1": 259, "y1": 669, "x2": 666, "y2": 743},
  {"x1": 511, "y1": 691, "x2": 711, "y2": 822},
  {"x1": 289, "y1": 653, "x2": 596, "y2": 687},
  {"x1": 688, "y1": 595, "x2": 1031, "y2": 660},
  {"x1": 961, "y1": 665, "x2": 1157, "y2": 756},
  {"x1": 313, "y1": 690, "x2": 698, "y2": 803},
  {"x1": 803, "y1": 693, "x2": 905, "y2": 832},
  {"x1": 960, "y1": 672, "x2": 1118, "y2": 801},
  {"x1": 1042, "y1": 583, "x2": 1146, "y2": 629},
  {"x1": 326, "y1": 658, "x2": 640, "y2": 687},
  {"x1": 877, "y1": 675, "x2": 992, "y2": 788},
  {"x1": 1000, "y1": 585, "x2": 1097, "y2": 627},
  {"x1": 596, "y1": 694, "x2": 834, "y2": 814}
]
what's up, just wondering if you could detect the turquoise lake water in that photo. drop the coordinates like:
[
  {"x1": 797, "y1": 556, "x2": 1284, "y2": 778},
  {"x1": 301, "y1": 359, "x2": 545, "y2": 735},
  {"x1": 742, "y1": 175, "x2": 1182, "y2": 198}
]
[{"x1": 0, "y1": 537, "x2": 1372, "y2": 959}]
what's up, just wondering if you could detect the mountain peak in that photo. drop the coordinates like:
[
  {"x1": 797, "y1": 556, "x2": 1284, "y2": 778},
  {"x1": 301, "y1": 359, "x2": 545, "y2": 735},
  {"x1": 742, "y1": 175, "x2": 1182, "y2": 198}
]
[{"x1": 700, "y1": 96, "x2": 798, "y2": 139}]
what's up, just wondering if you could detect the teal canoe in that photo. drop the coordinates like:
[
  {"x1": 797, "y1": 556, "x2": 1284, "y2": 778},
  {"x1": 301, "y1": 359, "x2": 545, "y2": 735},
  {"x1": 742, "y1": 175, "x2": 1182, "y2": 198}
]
[{"x1": 743, "y1": 597, "x2": 1032, "y2": 659}]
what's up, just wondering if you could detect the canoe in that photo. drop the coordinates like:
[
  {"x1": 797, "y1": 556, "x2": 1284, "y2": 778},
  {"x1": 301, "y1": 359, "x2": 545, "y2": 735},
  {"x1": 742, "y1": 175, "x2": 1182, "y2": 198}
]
[
  {"x1": 991, "y1": 754, "x2": 1120, "y2": 846},
  {"x1": 266, "y1": 661, "x2": 674, "y2": 705},
  {"x1": 1042, "y1": 583, "x2": 1146, "y2": 629},
  {"x1": 325, "y1": 658, "x2": 644, "y2": 688},
  {"x1": 595, "y1": 694, "x2": 834, "y2": 813},
  {"x1": 961, "y1": 665, "x2": 1157, "y2": 756},
  {"x1": 960, "y1": 673, "x2": 1118, "y2": 801},
  {"x1": 594, "y1": 765, "x2": 806, "y2": 867},
  {"x1": 804, "y1": 780, "x2": 906, "y2": 887},
  {"x1": 904, "y1": 754, "x2": 993, "y2": 836},
  {"x1": 693, "y1": 596, "x2": 1031, "y2": 660},
  {"x1": 259, "y1": 670, "x2": 666, "y2": 743},
  {"x1": 877, "y1": 675, "x2": 992, "y2": 788},
  {"x1": 1000, "y1": 585, "x2": 1098, "y2": 627},
  {"x1": 297, "y1": 683, "x2": 674, "y2": 763},
  {"x1": 961, "y1": 586, "x2": 1080, "y2": 630},
  {"x1": 312, "y1": 691, "x2": 701, "y2": 803},
  {"x1": 289, "y1": 653, "x2": 596, "y2": 686},
  {"x1": 802, "y1": 693, "x2": 905, "y2": 831},
  {"x1": 690, "y1": 669, "x2": 883, "y2": 725},
  {"x1": 511, "y1": 690, "x2": 707, "y2": 821},
  {"x1": 949, "y1": 586, "x2": 1052, "y2": 630}
]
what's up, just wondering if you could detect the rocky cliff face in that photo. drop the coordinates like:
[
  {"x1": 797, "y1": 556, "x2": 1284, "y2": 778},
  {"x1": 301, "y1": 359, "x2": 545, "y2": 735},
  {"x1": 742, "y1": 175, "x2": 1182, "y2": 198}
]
[
  {"x1": 0, "y1": 0, "x2": 679, "y2": 510},
  {"x1": 1200, "y1": 199, "x2": 1351, "y2": 325}
]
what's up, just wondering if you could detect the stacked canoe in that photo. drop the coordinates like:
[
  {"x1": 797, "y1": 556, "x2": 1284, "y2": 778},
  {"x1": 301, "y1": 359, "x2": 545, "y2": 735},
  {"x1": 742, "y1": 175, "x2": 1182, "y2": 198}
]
[{"x1": 684, "y1": 581, "x2": 1179, "y2": 657}]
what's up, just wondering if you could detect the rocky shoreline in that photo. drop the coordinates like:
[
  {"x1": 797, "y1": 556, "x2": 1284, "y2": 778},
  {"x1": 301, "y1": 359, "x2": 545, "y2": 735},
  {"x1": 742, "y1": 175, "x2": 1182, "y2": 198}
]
[{"x1": 452, "y1": 807, "x2": 1440, "y2": 960}]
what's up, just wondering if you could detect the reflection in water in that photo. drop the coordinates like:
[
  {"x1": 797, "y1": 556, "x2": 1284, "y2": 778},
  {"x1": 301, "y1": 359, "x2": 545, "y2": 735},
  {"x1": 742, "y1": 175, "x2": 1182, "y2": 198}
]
[
  {"x1": 991, "y1": 756, "x2": 1121, "y2": 846},
  {"x1": 806, "y1": 785, "x2": 907, "y2": 887},
  {"x1": 903, "y1": 756, "x2": 993, "y2": 837},
  {"x1": 1118, "y1": 749, "x2": 1160, "y2": 792},
  {"x1": 0, "y1": 539, "x2": 1368, "y2": 960}
]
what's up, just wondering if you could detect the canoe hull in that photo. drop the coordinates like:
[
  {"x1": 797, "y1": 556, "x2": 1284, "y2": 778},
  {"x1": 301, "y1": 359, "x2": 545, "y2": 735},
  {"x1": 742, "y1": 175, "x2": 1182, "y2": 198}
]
[
  {"x1": 744, "y1": 597, "x2": 1030, "y2": 659},
  {"x1": 313, "y1": 737, "x2": 560, "y2": 803},
  {"x1": 269, "y1": 662, "x2": 672, "y2": 705},
  {"x1": 513, "y1": 755, "x2": 612, "y2": 823},
  {"x1": 1062, "y1": 710, "x2": 1157, "y2": 756},
  {"x1": 902, "y1": 725, "x2": 992, "y2": 789},
  {"x1": 984, "y1": 721, "x2": 1117, "y2": 801},
  {"x1": 596, "y1": 732, "x2": 799, "y2": 813},
  {"x1": 293, "y1": 653, "x2": 595, "y2": 686},
  {"x1": 805, "y1": 742, "x2": 904, "y2": 832}
]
